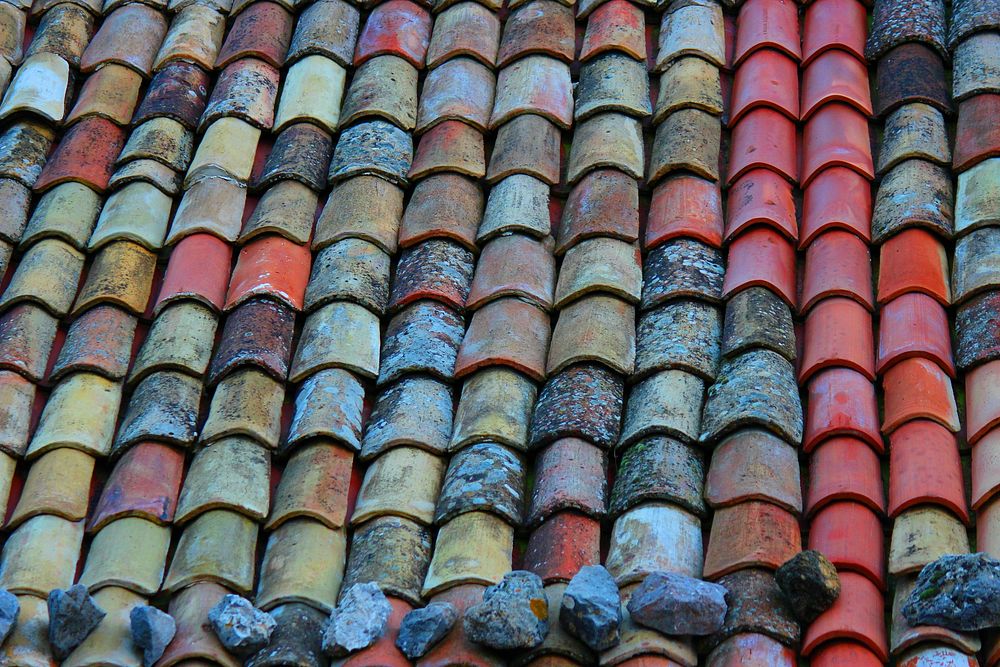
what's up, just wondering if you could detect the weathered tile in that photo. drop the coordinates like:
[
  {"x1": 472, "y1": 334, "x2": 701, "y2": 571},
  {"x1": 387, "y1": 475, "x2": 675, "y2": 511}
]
[
  {"x1": 866, "y1": 0, "x2": 947, "y2": 61},
  {"x1": 954, "y1": 226, "x2": 1000, "y2": 304},
  {"x1": 0, "y1": 515, "x2": 82, "y2": 596},
  {"x1": 0, "y1": 371, "x2": 34, "y2": 457},
  {"x1": 602, "y1": 586, "x2": 698, "y2": 665},
  {"x1": 287, "y1": 0, "x2": 359, "y2": 67},
  {"x1": 273, "y1": 56, "x2": 345, "y2": 135},
  {"x1": 118, "y1": 118, "x2": 193, "y2": 174},
  {"x1": 0, "y1": 303, "x2": 57, "y2": 385},
  {"x1": 314, "y1": 175, "x2": 404, "y2": 254},
  {"x1": 655, "y1": 0, "x2": 724, "y2": 69},
  {"x1": 216, "y1": 1, "x2": 292, "y2": 68},
  {"x1": 154, "y1": 3, "x2": 225, "y2": 70},
  {"x1": 113, "y1": 371, "x2": 202, "y2": 454},
  {"x1": 72, "y1": 241, "x2": 156, "y2": 316},
  {"x1": 361, "y1": 375, "x2": 452, "y2": 458},
  {"x1": 611, "y1": 435, "x2": 704, "y2": 519},
  {"x1": 654, "y1": 56, "x2": 723, "y2": 123},
  {"x1": 328, "y1": 119, "x2": 413, "y2": 185},
  {"x1": 408, "y1": 119, "x2": 486, "y2": 179},
  {"x1": 306, "y1": 238, "x2": 391, "y2": 315},
  {"x1": 950, "y1": 0, "x2": 1000, "y2": 47},
  {"x1": 528, "y1": 437, "x2": 606, "y2": 524},
  {"x1": 255, "y1": 123, "x2": 332, "y2": 192},
  {"x1": 802, "y1": 368, "x2": 881, "y2": 454},
  {"x1": 354, "y1": 0, "x2": 431, "y2": 68},
  {"x1": 956, "y1": 157, "x2": 1000, "y2": 238},
  {"x1": 80, "y1": 4, "x2": 167, "y2": 75},
  {"x1": 467, "y1": 233, "x2": 555, "y2": 310},
  {"x1": 256, "y1": 521, "x2": 346, "y2": 613},
  {"x1": 353, "y1": 445, "x2": 445, "y2": 526},
  {"x1": 800, "y1": 48, "x2": 872, "y2": 121},
  {"x1": 242, "y1": 180, "x2": 317, "y2": 245},
  {"x1": 455, "y1": 297, "x2": 551, "y2": 381},
  {"x1": 548, "y1": 294, "x2": 635, "y2": 376},
  {"x1": 703, "y1": 502, "x2": 801, "y2": 579},
  {"x1": 345, "y1": 515, "x2": 432, "y2": 605},
  {"x1": 89, "y1": 441, "x2": 185, "y2": 531},
  {"x1": 342, "y1": 55, "x2": 417, "y2": 130},
  {"x1": 175, "y1": 436, "x2": 270, "y2": 524},
  {"x1": 490, "y1": 55, "x2": 572, "y2": 128},
  {"x1": 164, "y1": 509, "x2": 258, "y2": 595},
  {"x1": 157, "y1": 582, "x2": 241, "y2": 667},
  {"x1": 446, "y1": 368, "x2": 531, "y2": 452},
  {"x1": 619, "y1": 369, "x2": 703, "y2": 448},
  {"x1": 879, "y1": 292, "x2": 954, "y2": 376},
  {"x1": 524, "y1": 512, "x2": 601, "y2": 585},
  {"x1": 426, "y1": 2, "x2": 499, "y2": 67},
  {"x1": 34, "y1": 117, "x2": 126, "y2": 193},
  {"x1": 2, "y1": 594, "x2": 57, "y2": 665},
  {"x1": 879, "y1": 103, "x2": 950, "y2": 177},
  {"x1": 707, "y1": 633, "x2": 797, "y2": 667},
  {"x1": 486, "y1": 113, "x2": 561, "y2": 185},
  {"x1": 88, "y1": 182, "x2": 172, "y2": 251},
  {"x1": 707, "y1": 428, "x2": 801, "y2": 513},
  {"x1": 646, "y1": 173, "x2": 724, "y2": 250},
  {"x1": 20, "y1": 183, "x2": 96, "y2": 251},
  {"x1": 529, "y1": 363, "x2": 622, "y2": 451},
  {"x1": 109, "y1": 158, "x2": 181, "y2": 195},
  {"x1": 27, "y1": 372, "x2": 121, "y2": 459},
  {"x1": 0, "y1": 120, "x2": 54, "y2": 188},
  {"x1": 722, "y1": 289, "x2": 792, "y2": 364},
  {"x1": 78, "y1": 518, "x2": 169, "y2": 595},
  {"x1": 806, "y1": 435, "x2": 885, "y2": 516},
  {"x1": 890, "y1": 574, "x2": 981, "y2": 656},
  {"x1": 730, "y1": 49, "x2": 800, "y2": 125},
  {"x1": 156, "y1": 233, "x2": 233, "y2": 314},
  {"x1": 954, "y1": 32, "x2": 1000, "y2": 101},
  {"x1": 557, "y1": 169, "x2": 638, "y2": 254},
  {"x1": 0, "y1": 53, "x2": 71, "y2": 122},
  {"x1": 8, "y1": 447, "x2": 94, "y2": 527},
  {"x1": 66, "y1": 63, "x2": 142, "y2": 126},
  {"x1": 642, "y1": 238, "x2": 724, "y2": 309},
  {"x1": 957, "y1": 291, "x2": 1000, "y2": 370},
  {"x1": 700, "y1": 569, "x2": 800, "y2": 654},
  {"x1": 200, "y1": 58, "x2": 279, "y2": 130},
  {"x1": 201, "y1": 368, "x2": 283, "y2": 447},
  {"x1": 497, "y1": 0, "x2": 573, "y2": 66},
  {"x1": 435, "y1": 442, "x2": 523, "y2": 525},
  {"x1": 268, "y1": 441, "x2": 353, "y2": 529},
  {"x1": 876, "y1": 42, "x2": 950, "y2": 117},
  {"x1": 649, "y1": 108, "x2": 720, "y2": 183},
  {"x1": 185, "y1": 117, "x2": 260, "y2": 186},
  {"x1": 224, "y1": 235, "x2": 311, "y2": 312},
  {"x1": 378, "y1": 300, "x2": 462, "y2": 384},
  {"x1": 889, "y1": 506, "x2": 970, "y2": 575},
  {"x1": 479, "y1": 173, "x2": 550, "y2": 241},
  {"x1": 606, "y1": 503, "x2": 703, "y2": 585},
  {"x1": 882, "y1": 357, "x2": 960, "y2": 433},
  {"x1": 290, "y1": 300, "x2": 380, "y2": 382},
  {"x1": 134, "y1": 61, "x2": 211, "y2": 129},
  {"x1": 24, "y1": 3, "x2": 94, "y2": 67},
  {"x1": 801, "y1": 0, "x2": 868, "y2": 66},
  {"x1": 567, "y1": 112, "x2": 643, "y2": 184},
  {"x1": 635, "y1": 300, "x2": 721, "y2": 381},
  {"x1": 398, "y1": 173, "x2": 481, "y2": 250},
  {"x1": 422, "y1": 511, "x2": 512, "y2": 596},
  {"x1": 417, "y1": 57, "x2": 494, "y2": 132},
  {"x1": 954, "y1": 94, "x2": 1000, "y2": 174},
  {"x1": 0, "y1": 178, "x2": 30, "y2": 244},
  {"x1": 580, "y1": 0, "x2": 645, "y2": 62},
  {"x1": 389, "y1": 238, "x2": 474, "y2": 312},
  {"x1": 209, "y1": 297, "x2": 295, "y2": 384}
]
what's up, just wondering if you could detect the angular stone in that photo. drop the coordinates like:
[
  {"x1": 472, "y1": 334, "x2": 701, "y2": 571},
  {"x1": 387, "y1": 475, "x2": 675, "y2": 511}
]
[
  {"x1": 361, "y1": 376, "x2": 453, "y2": 459},
  {"x1": 129, "y1": 605, "x2": 175, "y2": 667},
  {"x1": 628, "y1": 571, "x2": 727, "y2": 636},
  {"x1": 322, "y1": 583, "x2": 392, "y2": 655},
  {"x1": 208, "y1": 595, "x2": 276, "y2": 656},
  {"x1": 560, "y1": 565, "x2": 620, "y2": 652},
  {"x1": 775, "y1": 550, "x2": 840, "y2": 624},
  {"x1": 902, "y1": 553, "x2": 1000, "y2": 631},
  {"x1": 463, "y1": 571, "x2": 548, "y2": 650},
  {"x1": 435, "y1": 442, "x2": 524, "y2": 525},
  {"x1": 611, "y1": 436, "x2": 705, "y2": 518},
  {"x1": 0, "y1": 589, "x2": 18, "y2": 646},
  {"x1": 396, "y1": 602, "x2": 457, "y2": 660},
  {"x1": 47, "y1": 584, "x2": 106, "y2": 660},
  {"x1": 246, "y1": 603, "x2": 328, "y2": 667}
]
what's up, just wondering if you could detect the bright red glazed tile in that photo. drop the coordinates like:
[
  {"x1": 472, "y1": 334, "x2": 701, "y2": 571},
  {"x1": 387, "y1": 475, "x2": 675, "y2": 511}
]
[
  {"x1": 725, "y1": 169, "x2": 797, "y2": 242},
  {"x1": 882, "y1": 357, "x2": 960, "y2": 434},
  {"x1": 889, "y1": 419, "x2": 968, "y2": 522},
  {"x1": 801, "y1": 102, "x2": 874, "y2": 187},
  {"x1": 224, "y1": 235, "x2": 311, "y2": 312},
  {"x1": 733, "y1": 0, "x2": 801, "y2": 66},
  {"x1": 722, "y1": 226, "x2": 796, "y2": 307},
  {"x1": 799, "y1": 230, "x2": 874, "y2": 313},
  {"x1": 727, "y1": 107, "x2": 797, "y2": 184},
  {"x1": 801, "y1": 0, "x2": 868, "y2": 66},
  {"x1": 968, "y1": 360, "x2": 1000, "y2": 445},
  {"x1": 878, "y1": 292, "x2": 955, "y2": 376},
  {"x1": 800, "y1": 166, "x2": 872, "y2": 249},
  {"x1": 807, "y1": 437, "x2": 886, "y2": 517},
  {"x1": 800, "y1": 49, "x2": 873, "y2": 121},
  {"x1": 646, "y1": 174, "x2": 724, "y2": 250},
  {"x1": 354, "y1": 0, "x2": 432, "y2": 68},
  {"x1": 809, "y1": 501, "x2": 886, "y2": 588},
  {"x1": 729, "y1": 49, "x2": 799, "y2": 126},
  {"x1": 802, "y1": 572, "x2": 889, "y2": 662},
  {"x1": 703, "y1": 501, "x2": 801, "y2": 580},
  {"x1": 156, "y1": 233, "x2": 233, "y2": 314},
  {"x1": 804, "y1": 368, "x2": 883, "y2": 453},
  {"x1": 800, "y1": 297, "x2": 876, "y2": 383},
  {"x1": 954, "y1": 93, "x2": 1000, "y2": 172},
  {"x1": 877, "y1": 228, "x2": 951, "y2": 306}
]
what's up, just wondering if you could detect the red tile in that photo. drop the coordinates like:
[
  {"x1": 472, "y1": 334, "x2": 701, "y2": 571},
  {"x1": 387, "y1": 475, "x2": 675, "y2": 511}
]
[
  {"x1": 354, "y1": 0, "x2": 432, "y2": 68},
  {"x1": 703, "y1": 501, "x2": 801, "y2": 579},
  {"x1": 79, "y1": 3, "x2": 167, "y2": 75},
  {"x1": 224, "y1": 235, "x2": 311, "y2": 312},
  {"x1": 722, "y1": 226, "x2": 796, "y2": 307},
  {"x1": 973, "y1": 428, "x2": 1000, "y2": 510},
  {"x1": 806, "y1": 437, "x2": 886, "y2": 517},
  {"x1": 523, "y1": 511, "x2": 600, "y2": 584},
  {"x1": 579, "y1": 0, "x2": 646, "y2": 62},
  {"x1": 800, "y1": 49, "x2": 873, "y2": 121},
  {"x1": 725, "y1": 169, "x2": 797, "y2": 242},
  {"x1": 705, "y1": 429, "x2": 802, "y2": 514},
  {"x1": 810, "y1": 642, "x2": 884, "y2": 667},
  {"x1": 799, "y1": 230, "x2": 874, "y2": 314},
  {"x1": 877, "y1": 293, "x2": 955, "y2": 376},
  {"x1": 454, "y1": 297, "x2": 551, "y2": 382},
  {"x1": 876, "y1": 228, "x2": 950, "y2": 306},
  {"x1": 418, "y1": 585, "x2": 503, "y2": 667},
  {"x1": 339, "y1": 597, "x2": 413, "y2": 667},
  {"x1": 968, "y1": 361, "x2": 1000, "y2": 446},
  {"x1": 882, "y1": 357, "x2": 960, "y2": 434},
  {"x1": 558, "y1": 169, "x2": 640, "y2": 254},
  {"x1": 954, "y1": 93, "x2": 1000, "y2": 172},
  {"x1": 801, "y1": 0, "x2": 867, "y2": 66},
  {"x1": 729, "y1": 49, "x2": 799, "y2": 125},
  {"x1": 706, "y1": 633, "x2": 797, "y2": 667},
  {"x1": 727, "y1": 108, "x2": 797, "y2": 184},
  {"x1": 800, "y1": 166, "x2": 872, "y2": 249},
  {"x1": 467, "y1": 234, "x2": 555, "y2": 311},
  {"x1": 801, "y1": 103, "x2": 874, "y2": 187},
  {"x1": 733, "y1": 0, "x2": 801, "y2": 66},
  {"x1": 156, "y1": 233, "x2": 233, "y2": 314},
  {"x1": 799, "y1": 297, "x2": 876, "y2": 383},
  {"x1": 33, "y1": 117, "x2": 126, "y2": 193},
  {"x1": 645, "y1": 174, "x2": 724, "y2": 250},
  {"x1": 159, "y1": 582, "x2": 236, "y2": 666},
  {"x1": 889, "y1": 419, "x2": 968, "y2": 522},
  {"x1": 809, "y1": 501, "x2": 886, "y2": 589},
  {"x1": 496, "y1": 0, "x2": 574, "y2": 66},
  {"x1": 88, "y1": 441, "x2": 185, "y2": 532},
  {"x1": 802, "y1": 572, "x2": 888, "y2": 662},
  {"x1": 134, "y1": 61, "x2": 211, "y2": 130},
  {"x1": 804, "y1": 368, "x2": 883, "y2": 453},
  {"x1": 215, "y1": 1, "x2": 293, "y2": 68}
]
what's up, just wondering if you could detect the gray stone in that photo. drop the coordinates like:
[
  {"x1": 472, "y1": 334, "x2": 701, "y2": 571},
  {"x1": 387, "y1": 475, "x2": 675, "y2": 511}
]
[
  {"x1": 130, "y1": 605, "x2": 176, "y2": 667},
  {"x1": 560, "y1": 565, "x2": 622, "y2": 651},
  {"x1": 208, "y1": 594, "x2": 276, "y2": 656},
  {"x1": 903, "y1": 552, "x2": 1000, "y2": 631},
  {"x1": 322, "y1": 582, "x2": 392, "y2": 655},
  {"x1": 464, "y1": 570, "x2": 549, "y2": 650},
  {"x1": 47, "y1": 584, "x2": 106, "y2": 659},
  {"x1": 627, "y1": 571, "x2": 727, "y2": 636},
  {"x1": 395, "y1": 602, "x2": 457, "y2": 659},
  {"x1": 775, "y1": 550, "x2": 840, "y2": 624},
  {"x1": 0, "y1": 589, "x2": 18, "y2": 644}
]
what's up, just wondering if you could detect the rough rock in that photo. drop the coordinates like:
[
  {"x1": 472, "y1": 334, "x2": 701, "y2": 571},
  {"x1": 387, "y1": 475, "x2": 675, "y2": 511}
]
[
  {"x1": 130, "y1": 605, "x2": 176, "y2": 667},
  {"x1": 903, "y1": 552, "x2": 1000, "y2": 631},
  {"x1": 47, "y1": 584, "x2": 107, "y2": 659},
  {"x1": 0, "y1": 589, "x2": 18, "y2": 644},
  {"x1": 774, "y1": 550, "x2": 841, "y2": 623},
  {"x1": 207, "y1": 594, "x2": 276, "y2": 655},
  {"x1": 627, "y1": 571, "x2": 727, "y2": 636},
  {"x1": 395, "y1": 601, "x2": 457, "y2": 659},
  {"x1": 463, "y1": 570, "x2": 549, "y2": 650},
  {"x1": 321, "y1": 582, "x2": 392, "y2": 655},
  {"x1": 560, "y1": 565, "x2": 622, "y2": 651}
]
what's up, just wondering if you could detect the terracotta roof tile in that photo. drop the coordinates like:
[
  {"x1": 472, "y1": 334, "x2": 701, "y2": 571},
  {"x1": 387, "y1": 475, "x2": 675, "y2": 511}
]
[
  {"x1": 455, "y1": 297, "x2": 551, "y2": 381},
  {"x1": 558, "y1": 168, "x2": 639, "y2": 253},
  {"x1": 801, "y1": 49, "x2": 873, "y2": 121},
  {"x1": 490, "y1": 55, "x2": 573, "y2": 128},
  {"x1": 953, "y1": 32, "x2": 1000, "y2": 102},
  {"x1": 398, "y1": 173, "x2": 482, "y2": 250},
  {"x1": 700, "y1": 568, "x2": 799, "y2": 654},
  {"x1": 306, "y1": 238, "x2": 391, "y2": 315},
  {"x1": 806, "y1": 436, "x2": 886, "y2": 516},
  {"x1": 88, "y1": 441, "x2": 185, "y2": 531},
  {"x1": 804, "y1": 368, "x2": 882, "y2": 452},
  {"x1": 425, "y1": 2, "x2": 499, "y2": 68},
  {"x1": 730, "y1": 49, "x2": 799, "y2": 125},
  {"x1": 342, "y1": 55, "x2": 418, "y2": 129},
  {"x1": 649, "y1": 108, "x2": 720, "y2": 183},
  {"x1": 733, "y1": 0, "x2": 799, "y2": 65},
  {"x1": 51, "y1": 304, "x2": 135, "y2": 380},
  {"x1": 0, "y1": 53, "x2": 71, "y2": 123},
  {"x1": 646, "y1": 174, "x2": 724, "y2": 250},
  {"x1": 524, "y1": 512, "x2": 601, "y2": 584},
  {"x1": 24, "y1": 3, "x2": 94, "y2": 67},
  {"x1": 344, "y1": 515, "x2": 432, "y2": 604},
  {"x1": 315, "y1": 175, "x2": 404, "y2": 254},
  {"x1": 580, "y1": 0, "x2": 645, "y2": 62},
  {"x1": 486, "y1": 113, "x2": 561, "y2": 184},
  {"x1": 528, "y1": 437, "x2": 607, "y2": 523},
  {"x1": 287, "y1": 368, "x2": 366, "y2": 452},
  {"x1": 879, "y1": 103, "x2": 949, "y2": 176},
  {"x1": 328, "y1": 119, "x2": 413, "y2": 185},
  {"x1": 27, "y1": 371, "x2": 120, "y2": 459},
  {"x1": 875, "y1": 42, "x2": 950, "y2": 117},
  {"x1": 354, "y1": 0, "x2": 431, "y2": 68},
  {"x1": 809, "y1": 501, "x2": 886, "y2": 587},
  {"x1": 79, "y1": 4, "x2": 167, "y2": 76},
  {"x1": 612, "y1": 435, "x2": 705, "y2": 518},
  {"x1": 706, "y1": 428, "x2": 802, "y2": 513},
  {"x1": 655, "y1": 0, "x2": 724, "y2": 70},
  {"x1": 286, "y1": 0, "x2": 359, "y2": 67},
  {"x1": 154, "y1": 4, "x2": 225, "y2": 71},
  {"x1": 133, "y1": 62, "x2": 211, "y2": 129},
  {"x1": 215, "y1": 1, "x2": 292, "y2": 69},
  {"x1": 408, "y1": 119, "x2": 486, "y2": 179},
  {"x1": 530, "y1": 362, "x2": 622, "y2": 449},
  {"x1": 801, "y1": 0, "x2": 867, "y2": 66},
  {"x1": 802, "y1": 572, "x2": 888, "y2": 661},
  {"x1": 606, "y1": 502, "x2": 702, "y2": 584},
  {"x1": 291, "y1": 299, "x2": 380, "y2": 382}
]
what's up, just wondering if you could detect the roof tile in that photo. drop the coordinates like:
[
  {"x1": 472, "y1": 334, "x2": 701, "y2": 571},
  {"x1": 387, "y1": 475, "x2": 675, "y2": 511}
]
[
  {"x1": 611, "y1": 435, "x2": 705, "y2": 518},
  {"x1": 8, "y1": 447, "x2": 95, "y2": 527},
  {"x1": 0, "y1": 178, "x2": 30, "y2": 244},
  {"x1": 341, "y1": 55, "x2": 418, "y2": 130},
  {"x1": 175, "y1": 436, "x2": 271, "y2": 523},
  {"x1": 635, "y1": 299, "x2": 721, "y2": 381},
  {"x1": 486, "y1": 113, "x2": 561, "y2": 184},
  {"x1": 130, "y1": 301, "x2": 217, "y2": 383},
  {"x1": 156, "y1": 233, "x2": 233, "y2": 314},
  {"x1": 576, "y1": 54, "x2": 651, "y2": 121},
  {"x1": 362, "y1": 375, "x2": 451, "y2": 459},
  {"x1": 956, "y1": 157, "x2": 1000, "y2": 240},
  {"x1": 186, "y1": 117, "x2": 260, "y2": 186},
  {"x1": 208, "y1": 297, "x2": 295, "y2": 383},
  {"x1": 953, "y1": 32, "x2": 1000, "y2": 101},
  {"x1": 25, "y1": 3, "x2": 94, "y2": 67},
  {"x1": 567, "y1": 112, "x2": 643, "y2": 183},
  {"x1": 315, "y1": 175, "x2": 404, "y2": 254},
  {"x1": 154, "y1": 3, "x2": 225, "y2": 71},
  {"x1": 354, "y1": 0, "x2": 431, "y2": 68},
  {"x1": 801, "y1": 0, "x2": 867, "y2": 66},
  {"x1": 954, "y1": 225, "x2": 1000, "y2": 304},
  {"x1": 286, "y1": 0, "x2": 360, "y2": 68},
  {"x1": 73, "y1": 240, "x2": 157, "y2": 316},
  {"x1": 700, "y1": 569, "x2": 799, "y2": 654},
  {"x1": 804, "y1": 368, "x2": 882, "y2": 452},
  {"x1": 949, "y1": 0, "x2": 1000, "y2": 46},
  {"x1": 875, "y1": 42, "x2": 950, "y2": 117},
  {"x1": 733, "y1": 0, "x2": 800, "y2": 65},
  {"x1": 706, "y1": 428, "x2": 802, "y2": 513},
  {"x1": 305, "y1": 238, "x2": 390, "y2": 316},
  {"x1": 873, "y1": 159, "x2": 954, "y2": 243},
  {"x1": 878, "y1": 292, "x2": 954, "y2": 375},
  {"x1": 378, "y1": 300, "x2": 463, "y2": 384},
  {"x1": 256, "y1": 123, "x2": 333, "y2": 191},
  {"x1": 134, "y1": 62, "x2": 211, "y2": 129},
  {"x1": 548, "y1": 294, "x2": 635, "y2": 376},
  {"x1": 703, "y1": 501, "x2": 801, "y2": 579},
  {"x1": 225, "y1": 235, "x2": 311, "y2": 311},
  {"x1": 215, "y1": 1, "x2": 292, "y2": 69},
  {"x1": 642, "y1": 238, "x2": 724, "y2": 308},
  {"x1": 801, "y1": 49, "x2": 872, "y2": 121},
  {"x1": 328, "y1": 119, "x2": 413, "y2": 186},
  {"x1": 655, "y1": 0, "x2": 724, "y2": 70},
  {"x1": 0, "y1": 238, "x2": 83, "y2": 316},
  {"x1": 729, "y1": 49, "x2": 799, "y2": 126},
  {"x1": 0, "y1": 371, "x2": 35, "y2": 457},
  {"x1": 242, "y1": 180, "x2": 317, "y2": 245},
  {"x1": 866, "y1": 0, "x2": 947, "y2": 61},
  {"x1": 112, "y1": 370, "x2": 202, "y2": 454},
  {"x1": 456, "y1": 297, "x2": 551, "y2": 381},
  {"x1": 722, "y1": 227, "x2": 797, "y2": 306},
  {"x1": 558, "y1": 168, "x2": 638, "y2": 254},
  {"x1": 422, "y1": 511, "x2": 512, "y2": 596},
  {"x1": 163, "y1": 509, "x2": 258, "y2": 594},
  {"x1": 200, "y1": 57, "x2": 279, "y2": 130},
  {"x1": 890, "y1": 574, "x2": 981, "y2": 656},
  {"x1": 88, "y1": 441, "x2": 185, "y2": 531},
  {"x1": 530, "y1": 362, "x2": 623, "y2": 449},
  {"x1": 67, "y1": 62, "x2": 142, "y2": 126},
  {"x1": 722, "y1": 286, "x2": 796, "y2": 362},
  {"x1": 451, "y1": 366, "x2": 535, "y2": 451},
  {"x1": 287, "y1": 368, "x2": 365, "y2": 452},
  {"x1": 0, "y1": 514, "x2": 83, "y2": 596},
  {"x1": 802, "y1": 572, "x2": 888, "y2": 660},
  {"x1": 291, "y1": 300, "x2": 380, "y2": 382},
  {"x1": 35, "y1": 116, "x2": 125, "y2": 193},
  {"x1": 79, "y1": 4, "x2": 167, "y2": 76},
  {"x1": 267, "y1": 440, "x2": 353, "y2": 529},
  {"x1": 726, "y1": 169, "x2": 796, "y2": 242},
  {"x1": 390, "y1": 238, "x2": 474, "y2": 312},
  {"x1": 157, "y1": 582, "x2": 241, "y2": 667},
  {"x1": 354, "y1": 445, "x2": 445, "y2": 525},
  {"x1": 619, "y1": 369, "x2": 704, "y2": 448},
  {"x1": 0, "y1": 304, "x2": 57, "y2": 382},
  {"x1": 801, "y1": 231, "x2": 874, "y2": 312},
  {"x1": 954, "y1": 95, "x2": 1000, "y2": 175},
  {"x1": 889, "y1": 420, "x2": 967, "y2": 521},
  {"x1": 649, "y1": 108, "x2": 720, "y2": 183},
  {"x1": 889, "y1": 506, "x2": 969, "y2": 576},
  {"x1": 425, "y1": 2, "x2": 499, "y2": 68},
  {"x1": 956, "y1": 290, "x2": 1000, "y2": 370},
  {"x1": 491, "y1": 56, "x2": 572, "y2": 129},
  {"x1": 528, "y1": 437, "x2": 607, "y2": 524},
  {"x1": 810, "y1": 501, "x2": 886, "y2": 586},
  {"x1": 343, "y1": 515, "x2": 432, "y2": 605},
  {"x1": 524, "y1": 512, "x2": 601, "y2": 584},
  {"x1": 806, "y1": 436, "x2": 886, "y2": 516},
  {"x1": 169, "y1": 176, "x2": 248, "y2": 244},
  {"x1": 119, "y1": 118, "x2": 193, "y2": 173},
  {"x1": 409, "y1": 119, "x2": 486, "y2": 179},
  {"x1": 0, "y1": 120, "x2": 54, "y2": 188},
  {"x1": 706, "y1": 633, "x2": 797, "y2": 667},
  {"x1": 88, "y1": 182, "x2": 172, "y2": 251},
  {"x1": 877, "y1": 228, "x2": 950, "y2": 305},
  {"x1": 580, "y1": 0, "x2": 645, "y2": 62},
  {"x1": 468, "y1": 233, "x2": 554, "y2": 310},
  {"x1": 274, "y1": 55, "x2": 345, "y2": 133},
  {"x1": 0, "y1": 53, "x2": 71, "y2": 123},
  {"x1": 646, "y1": 174, "x2": 723, "y2": 250},
  {"x1": 435, "y1": 441, "x2": 523, "y2": 525},
  {"x1": 78, "y1": 517, "x2": 170, "y2": 594},
  {"x1": 606, "y1": 502, "x2": 702, "y2": 585},
  {"x1": 801, "y1": 103, "x2": 873, "y2": 186},
  {"x1": 201, "y1": 368, "x2": 283, "y2": 446},
  {"x1": 256, "y1": 525, "x2": 346, "y2": 613},
  {"x1": 654, "y1": 56, "x2": 723, "y2": 123},
  {"x1": 557, "y1": 237, "x2": 641, "y2": 307},
  {"x1": 497, "y1": 0, "x2": 574, "y2": 66},
  {"x1": 879, "y1": 103, "x2": 949, "y2": 176},
  {"x1": 398, "y1": 173, "x2": 481, "y2": 250},
  {"x1": 882, "y1": 356, "x2": 960, "y2": 433}
]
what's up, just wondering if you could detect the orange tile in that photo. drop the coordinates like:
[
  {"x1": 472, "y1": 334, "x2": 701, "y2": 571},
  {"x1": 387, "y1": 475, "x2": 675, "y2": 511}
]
[
  {"x1": 809, "y1": 502, "x2": 886, "y2": 589},
  {"x1": 703, "y1": 501, "x2": 801, "y2": 580},
  {"x1": 806, "y1": 437, "x2": 886, "y2": 517},
  {"x1": 580, "y1": 0, "x2": 646, "y2": 62},
  {"x1": 215, "y1": 1, "x2": 292, "y2": 69},
  {"x1": 33, "y1": 117, "x2": 126, "y2": 193},
  {"x1": 801, "y1": 0, "x2": 867, "y2": 66},
  {"x1": 523, "y1": 511, "x2": 601, "y2": 584},
  {"x1": 809, "y1": 641, "x2": 884, "y2": 667},
  {"x1": 88, "y1": 441, "x2": 185, "y2": 532},
  {"x1": 877, "y1": 228, "x2": 950, "y2": 306},
  {"x1": 803, "y1": 572, "x2": 889, "y2": 662},
  {"x1": 800, "y1": 166, "x2": 872, "y2": 249},
  {"x1": 967, "y1": 360, "x2": 1000, "y2": 445},
  {"x1": 877, "y1": 293, "x2": 955, "y2": 377},
  {"x1": 725, "y1": 168, "x2": 797, "y2": 242},
  {"x1": 882, "y1": 357, "x2": 960, "y2": 434},
  {"x1": 722, "y1": 226, "x2": 797, "y2": 307},
  {"x1": 801, "y1": 102, "x2": 874, "y2": 187},
  {"x1": 727, "y1": 108, "x2": 797, "y2": 184},
  {"x1": 973, "y1": 428, "x2": 1000, "y2": 510},
  {"x1": 224, "y1": 235, "x2": 311, "y2": 312},
  {"x1": 799, "y1": 297, "x2": 876, "y2": 383},
  {"x1": 354, "y1": 0, "x2": 432, "y2": 68},
  {"x1": 705, "y1": 429, "x2": 802, "y2": 514},
  {"x1": 799, "y1": 230, "x2": 874, "y2": 314},
  {"x1": 706, "y1": 633, "x2": 797, "y2": 667},
  {"x1": 954, "y1": 93, "x2": 1000, "y2": 172},
  {"x1": 898, "y1": 646, "x2": 979, "y2": 667},
  {"x1": 729, "y1": 49, "x2": 799, "y2": 125},
  {"x1": 645, "y1": 174, "x2": 723, "y2": 250},
  {"x1": 733, "y1": 0, "x2": 801, "y2": 65},
  {"x1": 800, "y1": 49, "x2": 873, "y2": 120},
  {"x1": 889, "y1": 420, "x2": 968, "y2": 522},
  {"x1": 156, "y1": 233, "x2": 232, "y2": 314}
]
